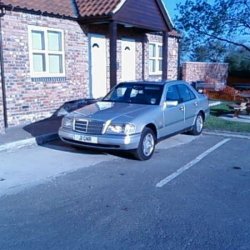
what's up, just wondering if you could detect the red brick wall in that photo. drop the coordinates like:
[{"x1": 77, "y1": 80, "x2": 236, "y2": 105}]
[
  {"x1": 167, "y1": 36, "x2": 179, "y2": 80},
  {"x1": 1, "y1": 11, "x2": 88, "y2": 127},
  {"x1": 182, "y1": 62, "x2": 228, "y2": 87}
]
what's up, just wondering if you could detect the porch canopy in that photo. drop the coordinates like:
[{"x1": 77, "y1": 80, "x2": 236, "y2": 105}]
[{"x1": 76, "y1": 0, "x2": 175, "y2": 88}]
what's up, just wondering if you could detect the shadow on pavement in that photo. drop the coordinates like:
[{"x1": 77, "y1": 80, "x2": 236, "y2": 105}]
[
  {"x1": 23, "y1": 99, "x2": 97, "y2": 140},
  {"x1": 44, "y1": 138, "x2": 136, "y2": 160}
]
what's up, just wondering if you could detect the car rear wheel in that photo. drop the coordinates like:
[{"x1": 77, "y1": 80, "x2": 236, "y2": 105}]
[
  {"x1": 190, "y1": 113, "x2": 204, "y2": 135},
  {"x1": 133, "y1": 127, "x2": 156, "y2": 161}
]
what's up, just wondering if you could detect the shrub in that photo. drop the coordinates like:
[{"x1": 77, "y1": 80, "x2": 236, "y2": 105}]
[{"x1": 204, "y1": 86, "x2": 244, "y2": 101}]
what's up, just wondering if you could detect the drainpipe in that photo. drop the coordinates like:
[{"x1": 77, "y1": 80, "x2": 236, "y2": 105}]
[
  {"x1": 0, "y1": 6, "x2": 7, "y2": 128},
  {"x1": 177, "y1": 37, "x2": 182, "y2": 80},
  {"x1": 162, "y1": 31, "x2": 168, "y2": 81}
]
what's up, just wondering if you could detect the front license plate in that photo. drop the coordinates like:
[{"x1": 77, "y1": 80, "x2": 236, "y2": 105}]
[{"x1": 73, "y1": 134, "x2": 98, "y2": 144}]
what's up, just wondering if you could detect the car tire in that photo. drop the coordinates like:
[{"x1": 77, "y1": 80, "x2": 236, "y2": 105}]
[
  {"x1": 133, "y1": 127, "x2": 156, "y2": 161},
  {"x1": 190, "y1": 113, "x2": 204, "y2": 135}
]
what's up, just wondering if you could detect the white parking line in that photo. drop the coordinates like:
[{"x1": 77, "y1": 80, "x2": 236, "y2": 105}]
[{"x1": 156, "y1": 138, "x2": 231, "y2": 188}]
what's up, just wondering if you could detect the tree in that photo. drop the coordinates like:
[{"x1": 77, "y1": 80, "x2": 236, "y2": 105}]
[
  {"x1": 225, "y1": 47, "x2": 250, "y2": 76},
  {"x1": 175, "y1": 0, "x2": 250, "y2": 61},
  {"x1": 189, "y1": 40, "x2": 228, "y2": 62}
]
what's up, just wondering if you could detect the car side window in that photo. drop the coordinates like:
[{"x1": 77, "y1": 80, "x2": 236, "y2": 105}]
[
  {"x1": 177, "y1": 84, "x2": 196, "y2": 103},
  {"x1": 116, "y1": 87, "x2": 127, "y2": 98},
  {"x1": 166, "y1": 85, "x2": 180, "y2": 101},
  {"x1": 189, "y1": 88, "x2": 196, "y2": 100}
]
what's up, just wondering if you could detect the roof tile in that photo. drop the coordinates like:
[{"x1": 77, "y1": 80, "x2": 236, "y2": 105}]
[
  {"x1": 0, "y1": 0, "x2": 76, "y2": 17},
  {"x1": 76, "y1": 0, "x2": 122, "y2": 17},
  {"x1": 0, "y1": 0, "x2": 169, "y2": 21}
]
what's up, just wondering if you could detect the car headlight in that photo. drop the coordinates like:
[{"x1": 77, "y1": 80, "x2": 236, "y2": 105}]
[
  {"x1": 62, "y1": 117, "x2": 73, "y2": 129},
  {"x1": 106, "y1": 123, "x2": 136, "y2": 135}
]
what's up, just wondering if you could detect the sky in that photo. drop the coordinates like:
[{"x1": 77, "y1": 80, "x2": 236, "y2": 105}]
[
  {"x1": 163, "y1": 0, "x2": 181, "y2": 19},
  {"x1": 163, "y1": 0, "x2": 215, "y2": 19}
]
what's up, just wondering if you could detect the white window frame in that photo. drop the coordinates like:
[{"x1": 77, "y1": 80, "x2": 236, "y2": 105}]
[
  {"x1": 149, "y1": 42, "x2": 163, "y2": 75},
  {"x1": 28, "y1": 26, "x2": 65, "y2": 77}
]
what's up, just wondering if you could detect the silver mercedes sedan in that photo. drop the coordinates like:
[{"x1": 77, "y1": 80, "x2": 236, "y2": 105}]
[{"x1": 59, "y1": 80, "x2": 209, "y2": 160}]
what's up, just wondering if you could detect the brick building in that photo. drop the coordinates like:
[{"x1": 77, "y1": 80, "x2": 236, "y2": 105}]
[{"x1": 0, "y1": 0, "x2": 180, "y2": 134}]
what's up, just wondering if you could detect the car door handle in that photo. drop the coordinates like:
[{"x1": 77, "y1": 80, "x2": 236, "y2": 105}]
[
  {"x1": 194, "y1": 102, "x2": 198, "y2": 107},
  {"x1": 179, "y1": 106, "x2": 184, "y2": 111}
]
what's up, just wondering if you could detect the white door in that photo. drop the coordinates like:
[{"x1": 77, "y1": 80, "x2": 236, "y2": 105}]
[
  {"x1": 121, "y1": 39, "x2": 136, "y2": 81},
  {"x1": 90, "y1": 34, "x2": 107, "y2": 98}
]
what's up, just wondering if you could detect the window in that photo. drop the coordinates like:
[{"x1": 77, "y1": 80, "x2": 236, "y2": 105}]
[
  {"x1": 149, "y1": 43, "x2": 162, "y2": 75},
  {"x1": 29, "y1": 26, "x2": 65, "y2": 77},
  {"x1": 166, "y1": 85, "x2": 180, "y2": 101},
  {"x1": 177, "y1": 84, "x2": 196, "y2": 103}
]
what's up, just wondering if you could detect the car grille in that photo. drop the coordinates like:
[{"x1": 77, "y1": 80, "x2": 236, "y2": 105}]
[{"x1": 74, "y1": 119, "x2": 104, "y2": 134}]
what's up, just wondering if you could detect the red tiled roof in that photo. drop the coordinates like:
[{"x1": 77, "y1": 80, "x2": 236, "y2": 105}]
[
  {"x1": 0, "y1": 0, "x2": 124, "y2": 18},
  {"x1": 76, "y1": 0, "x2": 123, "y2": 17},
  {"x1": 0, "y1": 0, "x2": 174, "y2": 30},
  {"x1": 0, "y1": 0, "x2": 76, "y2": 17}
]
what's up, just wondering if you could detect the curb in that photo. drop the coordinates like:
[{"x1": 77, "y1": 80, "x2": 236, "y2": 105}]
[
  {"x1": 0, "y1": 133, "x2": 59, "y2": 152},
  {"x1": 203, "y1": 130, "x2": 250, "y2": 140}
]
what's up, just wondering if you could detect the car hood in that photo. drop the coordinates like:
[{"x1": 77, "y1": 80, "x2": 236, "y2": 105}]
[{"x1": 72, "y1": 101, "x2": 155, "y2": 122}]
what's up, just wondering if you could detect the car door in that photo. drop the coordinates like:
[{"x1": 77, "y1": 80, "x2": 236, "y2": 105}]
[
  {"x1": 163, "y1": 85, "x2": 185, "y2": 135},
  {"x1": 177, "y1": 84, "x2": 198, "y2": 128}
]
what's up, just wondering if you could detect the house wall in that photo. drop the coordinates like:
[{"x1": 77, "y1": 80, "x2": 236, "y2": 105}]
[
  {"x1": 167, "y1": 36, "x2": 179, "y2": 80},
  {"x1": 1, "y1": 11, "x2": 88, "y2": 127},
  {"x1": 182, "y1": 62, "x2": 228, "y2": 88},
  {"x1": 87, "y1": 25, "x2": 179, "y2": 83},
  {"x1": 116, "y1": 33, "x2": 179, "y2": 82},
  {"x1": 146, "y1": 34, "x2": 179, "y2": 81},
  {"x1": 87, "y1": 24, "x2": 147, "y2": 86}
]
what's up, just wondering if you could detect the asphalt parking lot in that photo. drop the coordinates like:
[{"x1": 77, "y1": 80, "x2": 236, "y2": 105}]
[{"x1": 0, "y1": 133, "x2": 250, "y2": 249}]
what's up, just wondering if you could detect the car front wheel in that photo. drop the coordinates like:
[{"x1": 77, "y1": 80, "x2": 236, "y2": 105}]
[
  {"x1": 190, "y1": 113, "x2": 204, "y2": 135},
  {"x1": 133, "y1": 127, "x2": 156, "y2": 161}
]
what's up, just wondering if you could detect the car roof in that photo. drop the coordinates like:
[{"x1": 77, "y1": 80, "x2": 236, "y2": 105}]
[{"x1": 119, "y1": 80, "x2": 188, "y2": 86}]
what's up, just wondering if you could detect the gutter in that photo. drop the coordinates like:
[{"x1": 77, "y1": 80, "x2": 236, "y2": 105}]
[{"x1": 0, "y1": 6, "x2": 7, "y2": 128}]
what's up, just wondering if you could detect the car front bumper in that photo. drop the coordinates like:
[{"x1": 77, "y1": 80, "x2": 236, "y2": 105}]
[{"x1": 58, "y1": 127, "x2": 141, "y2": 150}]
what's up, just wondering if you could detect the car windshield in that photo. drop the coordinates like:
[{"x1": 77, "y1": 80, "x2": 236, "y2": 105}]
[{"x1": 103, "y1": 83, "x2": 163, "y2": 105}]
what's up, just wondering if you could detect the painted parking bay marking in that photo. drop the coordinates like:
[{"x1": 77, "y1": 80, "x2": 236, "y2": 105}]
[{"x1": 156, "y1": 138, "x2": 231, "y2": 188}]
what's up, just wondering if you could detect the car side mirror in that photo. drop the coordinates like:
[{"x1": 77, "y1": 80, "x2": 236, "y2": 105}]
[
  {"x1": 178, "y1": 98, "x2": 184, "y2": 104},
  {"x1": 164, "y1": 100, "x2": 178, "y2": 108}
]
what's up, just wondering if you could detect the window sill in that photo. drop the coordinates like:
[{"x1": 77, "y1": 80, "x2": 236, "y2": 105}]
[
  {"x1": 31, "y1": 76, "x2": 66, "y2": 82},
  {"x1": 149, "y1": 73, "x2": 162, "y2": 76}
]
